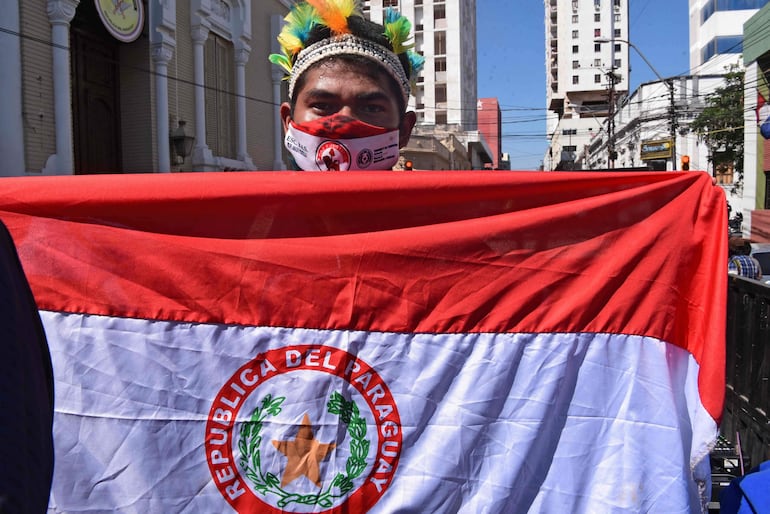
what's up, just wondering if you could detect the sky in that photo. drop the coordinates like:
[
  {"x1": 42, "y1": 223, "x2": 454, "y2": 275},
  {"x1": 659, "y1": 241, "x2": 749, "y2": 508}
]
[{"x1": 476, "y1": 0, "x2": 691, "y2": 170}]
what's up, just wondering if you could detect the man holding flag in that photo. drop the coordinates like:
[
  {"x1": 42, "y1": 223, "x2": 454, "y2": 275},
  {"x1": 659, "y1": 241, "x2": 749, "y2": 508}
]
[{"x1": 0, "y1": 1, "x2": 727, "y2": 512}]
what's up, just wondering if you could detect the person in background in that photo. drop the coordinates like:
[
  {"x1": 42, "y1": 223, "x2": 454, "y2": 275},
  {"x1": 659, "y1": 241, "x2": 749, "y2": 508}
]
[
  {"x1": 269, "y1": 0, "x2": 424, "y2": 171},
  {"x1": 728, "y1": 237, "x2": 763, "y2": 280}
]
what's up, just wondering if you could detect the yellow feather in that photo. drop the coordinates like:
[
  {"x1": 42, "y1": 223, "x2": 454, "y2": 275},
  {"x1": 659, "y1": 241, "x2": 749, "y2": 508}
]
[{"x1": 278, "y1": 31, "x2": 304, "y2": 56}]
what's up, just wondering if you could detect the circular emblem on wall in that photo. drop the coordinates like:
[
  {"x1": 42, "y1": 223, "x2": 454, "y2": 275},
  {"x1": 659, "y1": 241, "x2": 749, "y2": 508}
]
[
  {"x1": 94, "y1": 0, "x2": 145, "y2": 43},
  {"x1": 205, "y1": 345, "x2": 402, "y2": 513},
  {"x1": 316, "y1": 141, "x2": 351, "y2": 171}
]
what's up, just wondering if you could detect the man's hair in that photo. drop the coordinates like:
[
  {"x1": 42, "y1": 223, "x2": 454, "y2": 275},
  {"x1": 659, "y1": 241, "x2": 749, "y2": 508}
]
[{"x1": 290, "y1": 15, "x2": 412, "y2": 114}]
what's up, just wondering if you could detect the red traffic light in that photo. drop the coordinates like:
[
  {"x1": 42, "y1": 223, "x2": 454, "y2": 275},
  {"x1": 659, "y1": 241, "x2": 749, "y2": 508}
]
[
  {"x1": 681, "y1": 155, "x2": 690, "y2": 171},
  {"x1": 404, "y1": 160, "x2": 413, "y2": 170}
]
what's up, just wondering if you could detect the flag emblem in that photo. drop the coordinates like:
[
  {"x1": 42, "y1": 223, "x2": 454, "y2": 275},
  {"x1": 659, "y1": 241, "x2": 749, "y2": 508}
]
[{"x1": 205, "y1": 345, "x2": 401, "y2": 513}]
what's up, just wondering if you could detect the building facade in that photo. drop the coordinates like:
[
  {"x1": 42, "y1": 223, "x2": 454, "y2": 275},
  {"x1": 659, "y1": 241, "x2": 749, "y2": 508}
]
[
  {"x1": 583, "y1": 75, "x2": 725, "y2": 171},
  {"x1": 742, "y1": 3, "x2": 770, "y2": 241},
  {"x1": 689, "y1": 0, "x2": 769, "y2": 75},
  {"x1": 543, "y1": 0, "x2": 630, "y2": 170},
  {"x1": 477, "y1": 98, "x2": 501, "y2": 169},
  {"x1": 364, "y1": 0, "x2": 490, "y2": 169},
  {"x1": 1, "y1": 0, "x2": 291, "y2": 176}
]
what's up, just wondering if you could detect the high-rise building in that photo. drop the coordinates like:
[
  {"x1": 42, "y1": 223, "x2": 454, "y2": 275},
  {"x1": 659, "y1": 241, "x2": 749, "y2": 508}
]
[
  {"x1": 689, "y1": 0, "x2": 769, "y2": 75},
  {"x1": 477, "y1": 98, "x2": 501, "y2": 169},
  {"x1": 364, "y1": 0, "x2": 478, "y2": 132},
  {"x1": 543, "y1": 0, "x2": 629, "y2": 170}
]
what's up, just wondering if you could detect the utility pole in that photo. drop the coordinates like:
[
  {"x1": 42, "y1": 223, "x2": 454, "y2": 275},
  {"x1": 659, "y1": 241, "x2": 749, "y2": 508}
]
[
  {"x1": 607, "y1": 1, "x2": 617, "y2": 169},
  {"x1": 607, "y1": 71, "x2": 616, "y2": 169},
  {"x1": 667, "y1": 79, "x2": 677, "y2": 169}
]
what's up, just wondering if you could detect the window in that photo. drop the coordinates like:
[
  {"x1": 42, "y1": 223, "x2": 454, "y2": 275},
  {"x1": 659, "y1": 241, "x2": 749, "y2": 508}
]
[
  {"x1": 594, "y1": 58, "x2": 601, "y2": 66},
  {"x1": 562, "y1": 128, "x2": 577, "y2": 135},
  {"x1": 572, "y1": 60, "x2": 579, "y2": 69},
  {"x1": 205, "y1": 33, "x2": 235, "y2": 159},
  {"x1": 594, "y1": 74, "x2": 601, "y2": 83},
  {"x1": 614, "y1": 28, "x2": 621, "y2": 37},
  {"x1": 715, "y1": 161, "x2": 734, "y2": 185},
  {"x1": 594, "y1": 28, "x2": 601, "y2": 37},
  {"x1": 572, "y1": 30, "x2": 579, "y2": 39},
  {"x1": 572, "y1": 0, "x2": 578, "y2": 10},
  {"x1": 613, "y1": 0, "x2": 620, "y2": 7},
  {"x1": 435, "y1": 57, "x2": 446, "y2": 72},
  {"x1": 594, "y1": 0, "x2": 601, "y2": 7},
  {"x1": 594, "y1": 43, "x2": 601, "y2": 52},
  {"x1": 572, "y1": 14, "x2": 579, "y2": 22},
  {"x1": 434, "y1": 31, "x2": 446, "y2": 54},
  {"x1": 701, "y1": 35, "x2": 743, "y2": 62},
  {"x1": 572, "y1": 75, "x2": 579, "y2": 84},
  {"x1": 435, "y1": 84, "x2": 447, "y2": 103},
  {"x1": 614, "y1": 43, "x2": 621, "y2": 52},
  {"x1": 434, "y1": 4, "x2": 445, "y2": 19},
  {"x1": 563, "y1": 145, "x2": 577, "y2": 151},
  {"x1": 614, "y1": 13, "x2": 621, "y2": 22},
  {"x1": 614, "y1": 58, "x2": 621, "y2": 68},
  {"x1": 573, "y1": 45, "x2": 579, "y2": 53},
  {"x1": 384, "y1": 0, "x2": 399, "y2": 6},
  {"x1": 435, "y1": 111, "x2": 447, "y2": 125},
  {"x1": 594, "y1": 13, "x2": 601, "y2": 21},
  {"x1": 415, "y1": 23, "x2": 424, "y2": 31}
]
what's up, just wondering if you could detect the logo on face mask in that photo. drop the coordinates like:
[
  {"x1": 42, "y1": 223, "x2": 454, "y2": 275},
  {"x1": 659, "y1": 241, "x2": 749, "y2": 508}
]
[
  {"x1": 285, "y1": 114, "x2": 400, "y2": 171},
  {"x1": 316, "y1": 141, "x2": 352, "y2": 171}
]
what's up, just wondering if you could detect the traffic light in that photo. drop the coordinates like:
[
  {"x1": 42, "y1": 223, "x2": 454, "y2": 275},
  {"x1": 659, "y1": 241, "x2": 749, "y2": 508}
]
[
  {"x1": 404, "y1": 160, "x2": 413, "y2": 171},
  {"x1": 681, "y1": 155, "x2": 690, "y2": 171}
]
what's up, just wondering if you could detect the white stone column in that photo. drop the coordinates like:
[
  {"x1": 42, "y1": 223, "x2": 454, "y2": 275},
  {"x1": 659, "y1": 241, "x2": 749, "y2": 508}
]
[
  {"x1": 191, "y1": 25, "x2": 211, "y2": 163},
  {"x1": 151, "y1": 43, "x2": 174, "y2": 173},
  {"x1": 46, "y1": 0, "x2": 79, "y2": 175},
  {"x1": 234, "y1": 47, "x2": 253, "y2": 167},
  {"x1": 0, "y1": 1, "x2": 25, "y2": 175},
  {"x1": 270, "y1": 14, "x2": 286, "y2": 170}
]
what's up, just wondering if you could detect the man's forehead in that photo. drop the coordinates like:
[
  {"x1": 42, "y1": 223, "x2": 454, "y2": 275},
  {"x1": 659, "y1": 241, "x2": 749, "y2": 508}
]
[{"x1": 297, "y1": 62, "x2": 399, "y2": 100}]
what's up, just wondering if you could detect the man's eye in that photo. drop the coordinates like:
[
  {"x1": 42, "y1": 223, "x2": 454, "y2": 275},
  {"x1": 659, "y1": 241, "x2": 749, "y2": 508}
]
[
  {"x1": 311, "y1": 103, "x2": 334, "y2": 113},
  {"x1": 362, "y1": 104, "x2": 386, "y2": 113}
]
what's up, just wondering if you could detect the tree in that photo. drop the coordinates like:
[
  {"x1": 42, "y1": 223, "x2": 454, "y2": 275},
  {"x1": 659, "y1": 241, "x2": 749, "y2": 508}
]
[{"x1": 690, "y1": 65, "x2": 745, "y2": 193}]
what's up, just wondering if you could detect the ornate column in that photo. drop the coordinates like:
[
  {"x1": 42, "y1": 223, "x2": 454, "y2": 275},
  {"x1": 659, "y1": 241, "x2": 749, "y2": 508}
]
[
  {"x1": 270, "y1": 14, "x2": 286, "y2": 170},
  {"x1": 234, "y1": 46, "x2": 253, "y2": 167},
  {"x1": 46, "y1": 0, "x2": 79, "y2": 174},
  {"x1": 151, "y1": 42, "x2": 174, "y2": 172},
  {"x1": 0, "y1": 1, "x2": 24, "y2": 175},
  {"x1": 190, "y1": 25, "x2": 213, "y2": 169}
]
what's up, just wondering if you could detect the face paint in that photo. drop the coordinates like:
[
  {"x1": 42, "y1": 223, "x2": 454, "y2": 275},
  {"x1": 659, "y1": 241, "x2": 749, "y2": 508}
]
[{"x1": 284, "y1": 114, "x2": 401, "y2": 171}]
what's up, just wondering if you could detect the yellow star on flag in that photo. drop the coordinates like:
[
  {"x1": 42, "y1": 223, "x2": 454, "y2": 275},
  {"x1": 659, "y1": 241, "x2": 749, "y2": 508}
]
[{"x1": 272, "y1": 413, "x2": 337, "y2": 487}]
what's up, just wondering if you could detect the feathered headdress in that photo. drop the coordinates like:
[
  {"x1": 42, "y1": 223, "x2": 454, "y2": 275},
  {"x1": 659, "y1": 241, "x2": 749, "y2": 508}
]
[{"x1": 269, "y1": 1, "x2": 425, "y2": 105}]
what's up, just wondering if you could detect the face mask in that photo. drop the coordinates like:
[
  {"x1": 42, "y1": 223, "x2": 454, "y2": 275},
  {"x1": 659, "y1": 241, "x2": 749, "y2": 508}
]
[{"x1": 284, "y1": 114, "x2": 400, "y2": 171}]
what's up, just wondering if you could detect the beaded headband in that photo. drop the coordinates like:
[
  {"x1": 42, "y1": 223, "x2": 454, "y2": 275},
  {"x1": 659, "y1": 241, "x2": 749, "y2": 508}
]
[
  {"x1": 289, "y1": 34, "x2": 411, "y2": 105},
  {"x1": 269, "y1": 0, "x2": 424, "y2": 106}
]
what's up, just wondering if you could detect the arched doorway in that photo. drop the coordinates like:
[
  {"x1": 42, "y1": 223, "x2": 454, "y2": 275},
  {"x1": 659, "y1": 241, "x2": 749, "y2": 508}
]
[{"x1": 70, "y1": 0, "x2": 122, "y2": 174}]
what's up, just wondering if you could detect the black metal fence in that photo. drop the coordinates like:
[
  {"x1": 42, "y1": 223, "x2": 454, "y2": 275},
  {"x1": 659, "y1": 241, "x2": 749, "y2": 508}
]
[{"x1": 722, "y1": 275, "x2": 770, "y2": 469}]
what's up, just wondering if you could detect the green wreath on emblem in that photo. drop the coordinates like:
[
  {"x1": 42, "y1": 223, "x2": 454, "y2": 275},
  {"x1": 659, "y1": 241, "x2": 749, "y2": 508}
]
[{"x1": 238, "y1": 392, "x2": 370, "y2": 509}]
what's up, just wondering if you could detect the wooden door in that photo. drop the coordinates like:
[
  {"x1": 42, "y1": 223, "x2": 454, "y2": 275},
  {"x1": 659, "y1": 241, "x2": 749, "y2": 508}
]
[{"x1": 71, "y1": 3, "x2": 122, "y2": 174}]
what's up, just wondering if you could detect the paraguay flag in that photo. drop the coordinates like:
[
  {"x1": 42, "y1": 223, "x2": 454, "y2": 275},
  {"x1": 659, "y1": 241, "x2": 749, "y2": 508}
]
[{"x1": 0, "y1": 171, "x2": 726, "y2": 513}]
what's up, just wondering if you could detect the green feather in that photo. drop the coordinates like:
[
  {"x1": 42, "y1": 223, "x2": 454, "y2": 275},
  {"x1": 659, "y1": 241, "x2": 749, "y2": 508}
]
[{"x1": 383, "y1": 9, "x2": 413, "y2": 54}]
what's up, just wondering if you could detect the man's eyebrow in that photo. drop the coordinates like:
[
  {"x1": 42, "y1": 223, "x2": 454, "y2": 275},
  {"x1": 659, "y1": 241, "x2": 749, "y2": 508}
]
[
  {"x1": 355, "y1": 91, "x2": 392, "y2": 102},
  {"x1": 302, "y1": 89, "x2": 339, "y2": 100}
]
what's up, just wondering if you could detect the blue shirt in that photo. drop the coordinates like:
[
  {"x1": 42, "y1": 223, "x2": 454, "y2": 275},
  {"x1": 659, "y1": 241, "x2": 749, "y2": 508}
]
[{"x1": 728, "y1": 255, "x2": 763, "y2": 280}]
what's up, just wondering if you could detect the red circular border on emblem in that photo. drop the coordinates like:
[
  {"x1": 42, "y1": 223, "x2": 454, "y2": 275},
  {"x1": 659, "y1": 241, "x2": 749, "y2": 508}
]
[{"x1": 205, "y1": 345, "x2": 402, "y2": 513}]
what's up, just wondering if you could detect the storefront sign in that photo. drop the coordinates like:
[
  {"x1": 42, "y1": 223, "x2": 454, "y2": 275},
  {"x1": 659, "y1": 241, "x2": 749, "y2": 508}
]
[
  {"x1": 94, "y1": 0, "x2": 145, "y2": 43},
  {"x1": 640, "y1": 139, "x2": 673, "y2": 161}
]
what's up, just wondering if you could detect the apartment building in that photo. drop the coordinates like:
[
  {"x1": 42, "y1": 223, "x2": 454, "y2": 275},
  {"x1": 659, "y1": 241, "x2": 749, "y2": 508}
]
[
  {"x1": 689, "y1": 0, "x2": 769, "y2": 75},
  {"x1": 543, "y1": 0, "x2": 629, "y2": 170}
]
